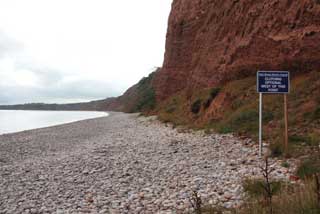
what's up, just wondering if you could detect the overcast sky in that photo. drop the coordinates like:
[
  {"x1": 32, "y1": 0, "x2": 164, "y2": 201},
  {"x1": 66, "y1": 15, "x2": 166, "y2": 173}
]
[{"x1": 0, "y1": 0, "x2": 172, "y2": 105}]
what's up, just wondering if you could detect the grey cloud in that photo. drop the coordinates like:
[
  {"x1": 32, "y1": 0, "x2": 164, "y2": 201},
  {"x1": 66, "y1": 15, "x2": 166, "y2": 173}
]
[
  {"x1": 46, "y1": 79, "x2": 121, "y2": 99},
  {"x1": 0, "y1": 61, "x2": 121, "y2": 105},
  {"x1": 0, "y1": 32, "x2": 121, "y2": 105},
  {"x1": 15, "y1": 62, "x2": 64, "y2": 86},
  {"x1": 0, "y1": 30, "x2": 22, "y2": 58},
  {"x1": 0, "y1": 78, "x2": 120, "y2": 105}
]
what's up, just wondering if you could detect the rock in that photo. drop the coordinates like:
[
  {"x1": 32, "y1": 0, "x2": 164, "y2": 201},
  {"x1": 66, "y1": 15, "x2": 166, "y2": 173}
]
[
  {"x1": 223, "y1": 193, "x2": 233, "y2": 201},
  {"x1": 0, "y1": 113, "x2": 296, "y2": 213},
  {"x1": 154, "y1": 0, "x2": 320, "y2": 101}
]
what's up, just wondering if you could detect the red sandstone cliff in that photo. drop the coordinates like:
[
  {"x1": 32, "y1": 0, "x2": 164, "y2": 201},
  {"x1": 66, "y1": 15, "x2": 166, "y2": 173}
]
[{"x1": 154, "y1": 0, "x2": 320, "y2": 101}]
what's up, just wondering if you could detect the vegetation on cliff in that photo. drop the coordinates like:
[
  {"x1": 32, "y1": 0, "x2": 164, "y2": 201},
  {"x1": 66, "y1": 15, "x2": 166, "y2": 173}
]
[
  {"x1": 128, "y1": 72, "x2": 156, "y2": 113},
  {"x1": 157, "y1": 70, "x2": 320, "y2": 157}
]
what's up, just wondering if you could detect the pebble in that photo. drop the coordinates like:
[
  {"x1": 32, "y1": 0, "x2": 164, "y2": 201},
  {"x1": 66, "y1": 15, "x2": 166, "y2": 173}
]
[{"x1": 0, "y1": 113, "x2": 297, "y2": 213}]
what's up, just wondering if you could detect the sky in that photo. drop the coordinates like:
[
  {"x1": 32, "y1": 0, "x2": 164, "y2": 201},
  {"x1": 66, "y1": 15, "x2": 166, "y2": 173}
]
[{"x1": 0, "y1": 0, "x2": 173, "y2": 105}]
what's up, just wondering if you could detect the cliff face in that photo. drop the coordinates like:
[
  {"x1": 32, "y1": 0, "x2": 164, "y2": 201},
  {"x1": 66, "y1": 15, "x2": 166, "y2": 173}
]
[{"x1": 154, "y1": 0, "x2": 320, "y2": 100}]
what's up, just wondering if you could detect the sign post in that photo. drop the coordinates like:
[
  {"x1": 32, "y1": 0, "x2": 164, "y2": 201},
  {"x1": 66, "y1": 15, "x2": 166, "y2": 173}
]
[
  {"x1": 259, "y1": 92, "x2": 263, "y2": 157},
  {"x1": 284, "y1": 94, "x2": 289, "y2": 155},
  {"x1": 257, "y1": 71, "x2": 290, "y2": 157}
]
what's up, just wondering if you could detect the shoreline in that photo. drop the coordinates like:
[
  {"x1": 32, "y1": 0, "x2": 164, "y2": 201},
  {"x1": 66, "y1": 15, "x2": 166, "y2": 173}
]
[
  {"x1": 0, "y1": 110, "x2": 110, "y2": 136},
  {"x1": 0, "y1": 113, "x2": 296, "y2": 213}
]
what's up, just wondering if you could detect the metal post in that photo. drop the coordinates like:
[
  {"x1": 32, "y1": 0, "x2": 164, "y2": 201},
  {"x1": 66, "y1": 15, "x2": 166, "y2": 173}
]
[
  {"x1": 284, "y1": 94, "x2": 289, "y2": 156},
  {"x1": 259, "y1": 93, "x2": 263, "y2": 157}
]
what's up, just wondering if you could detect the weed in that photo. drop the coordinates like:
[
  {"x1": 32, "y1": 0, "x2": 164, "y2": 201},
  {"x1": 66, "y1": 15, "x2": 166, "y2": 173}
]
[
  {"x1": 231, "y1": 100, "x2": 244, "y2": 109},
  {"x1": 309, "y1": 132, "x2": 320, "y2": 148},
  {"x1": 240, "y1": 178, "x2": 320, "y2": 214},
  {"x1": 260, "y1": 157, "x2": 275, "y2": 214},
  {"x1": 203, "y1": 88, "x2": 221, "y2": 109},
  {"x1": 243, "y1": 179, "x2": 283, "y2": 199},
  {"x1": 281, "y1": 162, "x2": 290, "y2": 168},
  {"x1": 313, "y1": 107, "x2": 320, "y2": 120},
  {"x1": 210, "y1": 88, "x2": 221, "y2": 99},
  {"x1": 131, "y1": 72, "x2": 157, "y2": 112},
  {"x1": 200, "y1": 205, "x2": 230, "y2": 214},
  {"x1": 189, "y1": 190, "x2": 203, "y2": 214},
  {"x1": 166, "y1": 106, "x2": 176, "y2": 114},
  {"x1": 315, "y1": 173, "x2": 320, "y2": 208},
  {"x1": 217, "y1": 125, "x2": 233, "y2": 134},
  {"x1": 263, "y1": 111, "x2": 275, "y2": 123},
  {"x1": 297, "y1": 157, "x2": 320, "y2": 179},
  {"x1": 289, "y1": 135, "x2": 309, "y2": 144},
  {"x1": 233, "y1": 110, "x2": 259, "y2": 124},
  {"x1": 270, "y1": 143, "x2": 284, "y2": 157},
  {"x1": 191, "y1": 99, "x2": 202, "y2": 114},
  {"x1": 203, "y1": 99, "x2": 212, "y2": 109}
]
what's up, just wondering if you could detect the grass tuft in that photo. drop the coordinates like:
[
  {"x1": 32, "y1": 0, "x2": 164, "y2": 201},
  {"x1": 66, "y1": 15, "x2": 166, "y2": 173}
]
[
  {"x1": 297, "y1": 157, "x2": 320, "y2": 179},
  {"x1": 191, "y1": 99, "x2": 202, "y2": 114}
]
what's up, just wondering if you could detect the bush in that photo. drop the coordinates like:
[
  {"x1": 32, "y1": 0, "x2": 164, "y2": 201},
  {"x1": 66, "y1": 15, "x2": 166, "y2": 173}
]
[
  {"x1": 130, "y1": 72, "x2": 157, "y2": 112},
  {"x1": 270, "y1": 143, "x2": 284, "y2": 157},
  {"x1": 297, "y1": 158, "x2": 320, "y2": 179},
  {"x1": 240, "y1": 179, "x2": 320, "y2": 214},
  {"x1": 203, "y1": 88, "x2": 221, "y2": 109},
  {"x1": 232, "y1": 110, "x2": 259, "y2": 125},
  {"x1": 243, "y1": 179, "x2": 283, "y2": 198},
  {"x1": 210, "y1": 88, "x2": 221, "y2": 99},
  {"x1": 203, "y1": 98, "x2": 213, "y2": 109},
  {"x1": 289, "y1": 133, "x2": 320, "y2": 147},
  {"x1": 281, "y1": 162, "x2": 290, "y2": 168},
  {"x1": 289, "y1": 135, "x2": 309, "y2": 144},
  {"x1": 165, "y1": 106, "x2": 176, "y2": 114},
  {"x1": 314, "y1": 107, "x2": 320, "y2": 119},
  {"x1": 308, "y1": 132, "x2": 320, "y2": 147},
  {"x1": 263, "y1": 111, "x2": 274, "y2": 122},
  {"x1": 191, "y1": 99, "x2": 202, "y2": 114},
  {"x1": 134, "y1": 88, "x2": 156, "y2": 112},
  {"x1": 217, "y1": 125, "x2": 233, "y2": 134}
]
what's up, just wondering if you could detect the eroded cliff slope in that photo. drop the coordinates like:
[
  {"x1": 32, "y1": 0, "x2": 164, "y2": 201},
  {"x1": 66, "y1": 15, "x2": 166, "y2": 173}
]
[{"x1": 154, "y1": 0, "x2": 320, "y2": 100}]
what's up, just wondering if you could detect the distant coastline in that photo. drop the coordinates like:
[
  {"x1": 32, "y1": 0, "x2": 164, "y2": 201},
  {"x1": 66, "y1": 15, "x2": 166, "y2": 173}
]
[{"x1": 0, "y1": 99, "x2": 113, "y2": 112}]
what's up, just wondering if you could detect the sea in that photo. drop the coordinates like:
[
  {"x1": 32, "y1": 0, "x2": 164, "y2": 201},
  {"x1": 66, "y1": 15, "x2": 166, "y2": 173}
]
[{"x1": 0, "y1": 110, "x2": 108, "y2": 135}]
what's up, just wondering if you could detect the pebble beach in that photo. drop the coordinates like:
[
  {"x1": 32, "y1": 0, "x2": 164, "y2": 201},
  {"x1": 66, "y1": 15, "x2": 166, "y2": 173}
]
[{"x1": 0, "y1": 112, "x2": 296, "y2": 214}]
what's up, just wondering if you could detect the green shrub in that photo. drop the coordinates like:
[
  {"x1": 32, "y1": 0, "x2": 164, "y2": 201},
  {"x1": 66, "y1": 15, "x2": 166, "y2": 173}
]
[
  {"x1": 232, "y1": 110, "x2": 259, "y2": 125},
  {"x1": 308, "y1": 132, "x2": 320, "y2": 147},
  {"x1": 210, "y1": 87, "x2": 221, "y2": 99},
  {"x1": 281, "y1": 162, "x2": 290, "y2": 168},
  {"x1": 191, "y1": 99, "x2": 202, "y2": 114},
  {"x1": 217, "y1": 125, "x2": 233, "y2": 134},
  {"x1": 134, "y1": 88, "x2": 156, "y2": 112},
  {"x1": 289, "y1": 135, "x2": 309, "y2": 144},
  {"x1": 240, "y1": 179, "x2": 320, "y2": 214},
  {"x1": 243, "y1": 179, "x2": 283, "y2": 198},
  {"x1": 289, "y1": 133, "x2": 320, "y2": 147},
  {"x1": 231, "y1": 100, "x2": 244, "y2": 109},
  {"x1": 165, "y1": 106, "x2": 176, "y2": 113},
  {"x1": 314, "y1": 107, "x2": 320, "y2": 119},
  {"x1": 297, "y1": 158, "x2": 320, "y2": 179},
  {"x1": 203, "y1": 88, "x2": 221, "y2": 109},
  {"x1": 131, "y1": 72, "x2": 157, "y2": 112},
  {"x1": 203, "y1": 99, "x2": 211, "y2": 109},
  {"x1": 305, "y1": 106, "x2": 320, "y2": 121},
  {"x1": 263, "y1": 111, "x2": 274, "y2": 122},
  {"x1": 270, "y1": 143, "x2": 284, "y2": 157}
]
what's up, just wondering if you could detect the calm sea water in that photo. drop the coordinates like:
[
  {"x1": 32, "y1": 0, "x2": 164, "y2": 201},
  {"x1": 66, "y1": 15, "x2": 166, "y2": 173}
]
[{"x1": 0, "y1": 110, "x2": 108, "y2": 135}]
